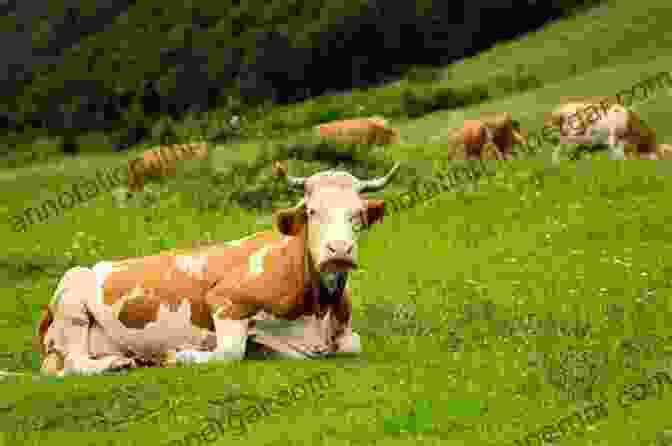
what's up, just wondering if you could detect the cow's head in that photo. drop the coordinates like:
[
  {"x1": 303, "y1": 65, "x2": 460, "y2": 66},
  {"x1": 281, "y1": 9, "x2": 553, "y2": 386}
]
[
  {"x1": 375, "y1": 124, "x2": 402, "y2": 145},
  {"x1": 274, "y1": 162, "x2": 399, "y2": 276}
]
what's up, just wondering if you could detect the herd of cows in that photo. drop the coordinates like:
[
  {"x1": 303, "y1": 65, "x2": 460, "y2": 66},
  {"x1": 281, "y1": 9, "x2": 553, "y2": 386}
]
[
  {"x1": 27, "y1": 94, "x2": 671, "y2": 377},
  {"x1": 125, "y1": 95, "x2": 672, "y2": 195}
]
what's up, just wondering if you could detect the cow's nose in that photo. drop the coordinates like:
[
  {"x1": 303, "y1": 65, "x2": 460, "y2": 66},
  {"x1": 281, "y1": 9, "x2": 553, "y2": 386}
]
[{"x1": 326, "y1": 240, "x2": 353, "y2": 257}]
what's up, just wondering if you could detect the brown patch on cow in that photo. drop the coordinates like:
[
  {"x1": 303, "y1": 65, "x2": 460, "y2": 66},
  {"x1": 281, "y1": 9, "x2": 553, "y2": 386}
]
[
  {"x1": 99, "y1": 232, "x2": 288, "y2": 330},
  {"x1": 101, "y1": 254, "x2": 214, "y2": 331},
  {"x1": 205, "y1": 228, "x2": 313, "y2": 321}
]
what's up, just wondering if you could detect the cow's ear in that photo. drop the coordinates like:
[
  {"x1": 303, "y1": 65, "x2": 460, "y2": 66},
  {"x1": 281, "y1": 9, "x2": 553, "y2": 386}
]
[
  {"x1": 365, "y1": 199, "x2": 386, "y2": 226},
  {"x1": 274, "y1": 206, "x2": 307, "y2": 236}
]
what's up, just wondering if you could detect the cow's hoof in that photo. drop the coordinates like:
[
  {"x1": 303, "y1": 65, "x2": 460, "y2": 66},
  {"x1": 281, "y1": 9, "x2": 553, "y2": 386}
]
[
  {"x1": 40, "y1": 351, "x2": 65, "y2": 376},
  {"x1": 160, "y1": 350, "x2": 178, "y2": 367}
]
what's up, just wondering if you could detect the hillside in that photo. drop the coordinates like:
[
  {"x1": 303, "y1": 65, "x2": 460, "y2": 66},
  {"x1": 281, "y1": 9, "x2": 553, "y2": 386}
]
[
  {"x1": 2, "y1": 0, "x2": 672, "y2": 445},
  {"x1": 0, "y1": 0, "x2": 599, "y2": 155}
]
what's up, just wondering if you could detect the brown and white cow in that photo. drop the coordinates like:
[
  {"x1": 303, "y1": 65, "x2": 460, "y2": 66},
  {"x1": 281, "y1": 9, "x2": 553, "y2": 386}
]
[
  {"x1": 127, "y1": 142, "x2": 211, "y2": 193},
  {"x1": 314, "y1": 117, "x2": 401, "y2": 146},
  {"x1": 549, "y1": 100, "x2": 660, "y2": 160},
  {"x1": 35, "y1": 163, "x2": 400, "y2": 376},
  {"x1": 447, "y1": 112, "x2": 527, "y2": 160}
]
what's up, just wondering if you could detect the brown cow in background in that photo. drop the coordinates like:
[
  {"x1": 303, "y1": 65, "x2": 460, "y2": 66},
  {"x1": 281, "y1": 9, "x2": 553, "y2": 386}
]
[
  {"x1": 127, "y1": 142, "x2": 210, "y2": 193},
  {"x1": 447, "y1": 112, "x2": 528, "y2": 160},
  {"x1": 314, "y1": 117, "x2": 401, "y2": 146}
]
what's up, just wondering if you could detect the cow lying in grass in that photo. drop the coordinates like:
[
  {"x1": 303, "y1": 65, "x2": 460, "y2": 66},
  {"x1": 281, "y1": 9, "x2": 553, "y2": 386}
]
[
  {"x1": 127, "y1": 142, "x2": 210, "y2": 193},
  {"x1": 36, "y1": 162, "x2": 400, "y2": 376},
  {"x1": 314, "y1": 117, "x2": 401, "y2": 146},
  {"x1": 447, "y1": 112, "x2": 528, "y2": 160},
  {"x1": 546, "y1": 98, "x2": 662, "y2": 160}
]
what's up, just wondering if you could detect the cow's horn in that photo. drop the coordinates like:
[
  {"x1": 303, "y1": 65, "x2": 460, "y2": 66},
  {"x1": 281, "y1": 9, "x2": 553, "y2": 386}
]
[
  {"x1": 285, "y1": 174, "x2": 307, "y2": 190},
  {"x1": 356, "y1": 162, "x2": 400, "y2": 193}
]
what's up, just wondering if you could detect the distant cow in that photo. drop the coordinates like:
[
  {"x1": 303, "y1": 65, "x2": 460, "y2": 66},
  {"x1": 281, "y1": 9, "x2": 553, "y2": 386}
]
[
  {"x1": 549, "y1": 99, "x2": 660, "y2": 160},
  {"x1": 127, "y1": 142, "x2": 210, "y2": 193},
  {"x1": 36, "y1": 162, "x2": 400, "y2": 376},
  {"x1": 447, "y1": 112, "x2": 528, "y2": 160},
  {"x1": 314, "y1": 117, "x2": 401, "y2": 146},
  {"x1": 545, "y1": 97, "x2": 617, "y2": 137}
]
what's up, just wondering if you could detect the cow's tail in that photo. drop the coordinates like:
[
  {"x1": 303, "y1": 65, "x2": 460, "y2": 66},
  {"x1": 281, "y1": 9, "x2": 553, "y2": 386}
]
[{"x1": 33, "y1": 305, "x2": 54, "y2": 359}]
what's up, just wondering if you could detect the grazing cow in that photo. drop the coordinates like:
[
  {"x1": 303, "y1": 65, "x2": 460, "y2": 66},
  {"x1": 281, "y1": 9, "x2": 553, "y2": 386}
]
[
  {"x1": 550, "y1": 100, "x2": 660, "y2": 160},
  {"x1": 314, "y1": 117, "x2": 401, "y2": 146},
  {"x1": 127, "y1": 142, "x2": 211, "y2": 193},
  {"x1": 447, "y1": 112, "x2": 527, "y2": 160},
  {"x1": 36, "y1": 162, "x2": 400, "y2": 376},
  {"x1": 545, "y1": 97, "x2": 618, "y2": 137}
]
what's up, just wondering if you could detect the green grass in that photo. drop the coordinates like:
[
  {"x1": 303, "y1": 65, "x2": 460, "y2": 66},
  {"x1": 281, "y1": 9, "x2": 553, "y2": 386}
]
[{"x1": 3, "y1": 0, "x2": 672, "y2": 445}]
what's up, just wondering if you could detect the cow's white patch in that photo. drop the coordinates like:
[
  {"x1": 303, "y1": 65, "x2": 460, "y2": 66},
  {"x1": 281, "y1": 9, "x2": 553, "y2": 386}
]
[
  {"x1": 213, "y1": 318, "x2": 248, "y2": 360},
  {"x1": 50, "y1": 271, "x2": 71, "y2": 308},
  {"x1": 319, "y1": 209, "x2": 357, "y2": 259},
  {"x1": 249, "y1": 246, "x2": 271, "y2": 275},
  {"x1": 225, "y1": 232, "x2": 258, "y2": 248},
  {"x1": 175, "y1": 255, "x2": 207, "y2": 280},
  {"x1": 92, "y1": 262, "x2": 118, "y2": 306}
]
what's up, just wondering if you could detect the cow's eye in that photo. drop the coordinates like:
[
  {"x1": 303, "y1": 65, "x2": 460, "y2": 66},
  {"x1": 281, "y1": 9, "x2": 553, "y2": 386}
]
[{"x1": 351, "y1": 210, "x2": 365, "y2": 226}]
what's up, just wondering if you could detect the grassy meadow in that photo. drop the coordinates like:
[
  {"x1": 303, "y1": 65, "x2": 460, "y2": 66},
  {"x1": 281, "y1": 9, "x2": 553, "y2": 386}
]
[{"x1": 2, "y1": 0, "x2": 672, "y2": 445}]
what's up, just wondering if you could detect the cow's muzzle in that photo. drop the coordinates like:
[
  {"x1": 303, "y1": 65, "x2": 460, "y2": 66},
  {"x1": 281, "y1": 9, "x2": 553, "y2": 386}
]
[{"x1": 319, "y1": 240, "x2": 357, "y2": 273}]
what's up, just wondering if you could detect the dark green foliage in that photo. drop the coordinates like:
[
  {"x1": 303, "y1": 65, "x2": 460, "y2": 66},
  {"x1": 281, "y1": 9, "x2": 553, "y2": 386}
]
[
  {"x1": 406, "y1": 66, "x2": 445, "y2": 84},
  {"x1": 400, "y1": 83, "x2": 492, "y2": 118}
]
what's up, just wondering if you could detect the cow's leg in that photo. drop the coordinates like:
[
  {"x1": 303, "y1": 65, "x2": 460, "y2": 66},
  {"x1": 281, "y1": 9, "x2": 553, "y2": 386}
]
[
  {"x1": 43, "y1": 267, "x2": 134, "y2": 376},
  {"x1": 174, "y1": 318, "x2": 250, "y2": 364}
]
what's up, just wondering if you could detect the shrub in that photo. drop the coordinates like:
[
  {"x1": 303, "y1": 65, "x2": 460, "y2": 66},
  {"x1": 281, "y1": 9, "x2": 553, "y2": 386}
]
[
  {"x1": 492, "y1": 73, "x2": 516, "y2": 94},
  {"x1": 406, "y1": 66, "x2": 445, "y2": 84},
  {"x1": 401, "y1": 89, "x2": 434, "y2": 118},
  {"x1": 458, "y1": 83, "x2": 491, "y2": 105},
  {"x1": 433, "y1": 88, "x2": 465, "y2": 110}
]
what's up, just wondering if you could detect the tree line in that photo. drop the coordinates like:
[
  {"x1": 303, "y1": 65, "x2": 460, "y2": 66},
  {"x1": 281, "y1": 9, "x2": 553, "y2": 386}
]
[{"x1": 0, "y1": 0, "x2": 602, "y2": 154}]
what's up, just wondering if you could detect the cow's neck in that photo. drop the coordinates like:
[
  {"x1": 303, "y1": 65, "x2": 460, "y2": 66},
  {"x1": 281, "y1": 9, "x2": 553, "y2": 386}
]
[{"x1": 301, "y1": 227, "x2": 349, "y2": 312}]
